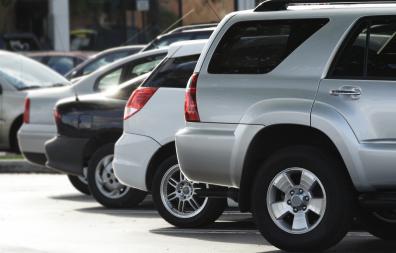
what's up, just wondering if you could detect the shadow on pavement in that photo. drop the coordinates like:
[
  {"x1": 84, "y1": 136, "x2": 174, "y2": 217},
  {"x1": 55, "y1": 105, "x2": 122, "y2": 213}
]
[{"x1": 49, "y1": 193, "x2": 94, "y2": 202}]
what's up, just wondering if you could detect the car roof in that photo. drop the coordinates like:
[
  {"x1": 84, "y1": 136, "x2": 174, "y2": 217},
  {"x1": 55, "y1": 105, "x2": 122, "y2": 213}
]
[
  {"x1": 25, "y1": 51, "x2": 94, "y2": 59},
  {"x1": 168, "y1": 23, "x2": 218, "y2": 34},
  {"x1": 241, "y1": 2, "x2": 396, "y2": 19},
  {"x1": 90, "y1": 45, "x2": 145, "y2": 58},
  {"x1": 167, "y1": 40, "x2": 208, "y2": 58}
]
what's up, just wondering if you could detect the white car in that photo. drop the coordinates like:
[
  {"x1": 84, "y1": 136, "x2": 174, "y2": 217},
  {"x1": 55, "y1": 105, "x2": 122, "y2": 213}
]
[
  {"x1": 18, "y1": 48, "x2": 167, "y2": 194},
  {"x1": 0, "y1": 50, "x2": 70, "y2": 153},
  {"x1": 113, "y1": 40, "x2": 227, "y2": 228}
]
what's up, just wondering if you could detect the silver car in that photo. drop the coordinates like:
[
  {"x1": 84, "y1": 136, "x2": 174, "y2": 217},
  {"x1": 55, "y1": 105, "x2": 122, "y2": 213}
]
[
  {"x1": 176, "y1": 2, "x2": 396, "y2": 252},
  {"x1": 0, "y1": 50, "x2": 69, "y2": 153}
]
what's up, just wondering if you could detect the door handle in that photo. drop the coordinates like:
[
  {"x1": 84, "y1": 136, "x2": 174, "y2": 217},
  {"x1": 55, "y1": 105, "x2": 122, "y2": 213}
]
[{"x1": 330, "y1": 87, "x2": 361, "y2": 99}]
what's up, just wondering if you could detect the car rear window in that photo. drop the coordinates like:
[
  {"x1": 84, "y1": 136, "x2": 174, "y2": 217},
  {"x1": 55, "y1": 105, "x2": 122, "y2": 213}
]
[
  {"x1": 142, "y1": 54, "x2": 200, "y2": 88},
  {"x1": 208, "y1": 19, "x2": 329, "y2": 74}
]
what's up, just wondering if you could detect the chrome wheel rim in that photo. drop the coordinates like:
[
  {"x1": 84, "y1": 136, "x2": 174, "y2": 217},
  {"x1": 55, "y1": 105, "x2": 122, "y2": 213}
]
[
  {"x1": 160, "y1": 164, "x2": 208, "y2": 219},
  {"x1": 267, "y1": 168, "x2": 326, "y2": 234},
  {"x1": 95, "y1": 154, "x2": 129, "y2": 199},
  {"x1": 77, "y1": 167, "x2": 88, "y2": 185}
]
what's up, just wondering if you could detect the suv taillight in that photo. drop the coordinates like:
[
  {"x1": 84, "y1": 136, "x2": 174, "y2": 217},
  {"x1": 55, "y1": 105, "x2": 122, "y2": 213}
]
[
  {"x1": 185, "y1": 73, "x2": 200, "y2": 122},
  {"x1": 124, "y1": 87, "x2": 158, "y2": 120},
  {"x1": 53, "y1": 108, "x2": 61, "y2": 125},
  {"x1": 23, "y1": 98, "x2": 30, "y2": 124}
]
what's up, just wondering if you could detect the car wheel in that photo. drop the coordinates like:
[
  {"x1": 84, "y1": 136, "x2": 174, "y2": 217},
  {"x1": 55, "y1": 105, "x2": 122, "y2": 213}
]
[
  {"x1": 252, "y1": 145, "x2": 354, "y2": 252},
  {"x1": 87, "y1": 144, "x2": 147, "y2": 208},
  {"x1": 152, "y1": 155, "x2": 226, "y2": 228},
  {"x1": 360, "y1": 209, "x2": 396, "y2": 240},
  {"x1": 68, "y1": 172, "x2": 90, "y2": 195}
]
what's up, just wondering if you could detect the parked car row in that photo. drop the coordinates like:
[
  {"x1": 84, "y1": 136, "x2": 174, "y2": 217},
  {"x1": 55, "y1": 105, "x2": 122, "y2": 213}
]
[{"x1": 4, "y1": 1, "x2": 396, "y2": 252}]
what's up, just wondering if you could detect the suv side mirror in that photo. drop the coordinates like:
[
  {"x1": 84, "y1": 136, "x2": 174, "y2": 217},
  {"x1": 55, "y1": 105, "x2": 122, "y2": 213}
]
[{"x1": 0, "y1": 84, "x2": 3, "y2": 95}]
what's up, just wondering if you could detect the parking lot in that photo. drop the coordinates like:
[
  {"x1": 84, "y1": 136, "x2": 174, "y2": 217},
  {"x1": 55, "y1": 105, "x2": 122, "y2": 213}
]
[{"x1": 0, "y1": 173, "x2": 394, "y2": 253}]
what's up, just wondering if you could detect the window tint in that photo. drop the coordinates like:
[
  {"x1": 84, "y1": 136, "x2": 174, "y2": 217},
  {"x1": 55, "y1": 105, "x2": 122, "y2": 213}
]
[
  {"x1": 330, "y1": 18, "x2": 396, "y2": 79},
  {"x1": 122, "y1": 53, "x2": 166, "y2": 81},
  {"x1": 208, "y1": 19, "x2": 328, "y2": 74},
  {"x1": 47, "y1": 56, "x2": 75, "y2": 75},
  {"x1": 95, "y1": 53, "x2": 165, "y2": 92},
  {"x1": 97, "y1": 68, "x2": 122, "y2": 91},
  {"x1": 82, "y1": 51, "x2": 130, "y2": 75},
  {"x1": 143, "y1": 54, "x2": 199, "y2": 88}
]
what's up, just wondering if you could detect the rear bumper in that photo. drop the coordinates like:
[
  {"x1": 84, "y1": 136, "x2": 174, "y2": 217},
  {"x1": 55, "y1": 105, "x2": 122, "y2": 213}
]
[
  {"x1": 18, "y1": 123, "x2": 56, "y2": 164},
  {"x1": 175, "y1": 123, "x2": 263, "y2": 188},
  {"x1": 23, "y1": 152, "x2": 47, "y2": 166},
  {"x1": 113, "y1": 132, "x2": 160, "y2": 192},
  {"x1": 45, "y1": 136, "x2": 89, "y2": 176}
]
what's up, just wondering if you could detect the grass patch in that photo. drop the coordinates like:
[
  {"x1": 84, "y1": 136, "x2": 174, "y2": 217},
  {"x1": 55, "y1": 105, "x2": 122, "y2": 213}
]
[{"x1": 0, "y1": 153, "x2": 23, "y2": 160}]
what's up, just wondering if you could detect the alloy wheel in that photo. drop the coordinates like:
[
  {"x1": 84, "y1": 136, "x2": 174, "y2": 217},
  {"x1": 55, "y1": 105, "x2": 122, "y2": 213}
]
[{"x1": 267, "y1": 167, "x2": 327, "y2": 234}]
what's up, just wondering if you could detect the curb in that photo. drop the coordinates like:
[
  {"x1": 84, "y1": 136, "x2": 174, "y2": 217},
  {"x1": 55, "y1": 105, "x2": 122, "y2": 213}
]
[{"x1": 0, "y1": 159, "x2": 58, "y2": 173}]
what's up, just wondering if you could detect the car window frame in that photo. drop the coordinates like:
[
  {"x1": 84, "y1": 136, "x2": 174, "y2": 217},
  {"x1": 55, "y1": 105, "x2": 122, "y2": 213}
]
[{"x1": 327, "y1": 15, "x2": 396, "y2": 81}]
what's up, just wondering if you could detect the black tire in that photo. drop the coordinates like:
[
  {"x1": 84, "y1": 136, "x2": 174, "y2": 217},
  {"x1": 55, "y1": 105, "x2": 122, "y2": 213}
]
[
  {"x1": 10, "y1": 119, "x2": 22, "y2": 154},
  {"x1": 68, "y1": 175, "x2": 90, "y2": 195},
  {"x1": 152, "y1": 155, "x2": 227, "y2": 228},
  {"x1": 360, "y1": 209, "x2": 396, "y2": 240},
  {"x1": 252, "y1": 145, "x2": 354, "y2": 252},
  {"x1": 87, "y1": 143, "x2": 147, "y2": 208}
]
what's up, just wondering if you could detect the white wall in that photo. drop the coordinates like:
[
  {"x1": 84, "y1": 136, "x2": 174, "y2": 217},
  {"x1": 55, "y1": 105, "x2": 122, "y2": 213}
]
[
  {"x1": 48, "y1": 0, "x2": 70, "y2": 51},
  {"x1": 237, "y1": 0, "x2": 256, "y2": 10}
]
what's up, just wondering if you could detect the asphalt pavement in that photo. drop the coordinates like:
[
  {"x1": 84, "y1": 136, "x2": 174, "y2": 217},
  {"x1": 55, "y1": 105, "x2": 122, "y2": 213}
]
[{"x1": 0, "y1": 174, "x2": 395, "y2": 253}]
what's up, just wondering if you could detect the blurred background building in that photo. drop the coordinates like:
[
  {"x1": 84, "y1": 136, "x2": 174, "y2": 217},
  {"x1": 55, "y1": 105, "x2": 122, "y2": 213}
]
[{"x1": 0, "y1": 0, "x2": 257, "y2": 52}]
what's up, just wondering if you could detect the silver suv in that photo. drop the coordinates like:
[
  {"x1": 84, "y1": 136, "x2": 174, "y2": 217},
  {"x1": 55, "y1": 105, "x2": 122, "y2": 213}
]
[{"x1": 175, "y1": 1, "x2": 396, "y2": 251}]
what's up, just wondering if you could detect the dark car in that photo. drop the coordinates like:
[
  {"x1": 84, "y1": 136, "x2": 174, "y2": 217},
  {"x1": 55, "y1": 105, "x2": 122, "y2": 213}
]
[
  {"x1": 0, "y1": 33, "x2": 42, "y2": 51},
  {"x1": 141, "y1": 24, "x2": 217, "y2": 52},
  {"x1": 44, "y1": 73, "x2": 149, "y2": 207},
  {"x1": 65, "y1": 45, "x2": 145, "y2": 81},
  {"x1": 26, "y1": 51, "x2": 94, "y2": 75}
]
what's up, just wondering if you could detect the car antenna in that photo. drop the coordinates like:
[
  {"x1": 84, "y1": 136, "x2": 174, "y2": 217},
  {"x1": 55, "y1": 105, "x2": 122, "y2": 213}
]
[
  {"x1": 207, "y1": 0, "x2": 221, "y2": 21},
  {"x1": 160, "y1": 8, "x2": 196, "y2": 35},
  {"x1": 120, "y1": 8, "x2": 195, "y2": 46}
]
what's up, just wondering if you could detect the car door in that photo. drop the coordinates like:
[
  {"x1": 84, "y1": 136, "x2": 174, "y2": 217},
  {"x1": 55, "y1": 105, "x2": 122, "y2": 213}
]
[{"x1": 317, "y1": 16, "x2": 396, "y2": 187}]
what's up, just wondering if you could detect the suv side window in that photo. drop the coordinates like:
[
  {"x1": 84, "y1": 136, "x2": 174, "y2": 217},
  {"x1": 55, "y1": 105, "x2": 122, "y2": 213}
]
[
  {"x1": 330, "y1": 17, "x2": 396, "y2": 79},
  {"x1": 143, "y1": 54, "x2": 200, "y2": 88},
  {"x1": 208, "y1": 19, "x2": 328, "y2": 74}
]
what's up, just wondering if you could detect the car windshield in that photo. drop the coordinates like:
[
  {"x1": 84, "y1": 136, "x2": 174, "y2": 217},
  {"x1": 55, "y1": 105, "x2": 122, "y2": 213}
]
[{"x1": 0, "y1": 52, "x2": 69, "y2": 90}]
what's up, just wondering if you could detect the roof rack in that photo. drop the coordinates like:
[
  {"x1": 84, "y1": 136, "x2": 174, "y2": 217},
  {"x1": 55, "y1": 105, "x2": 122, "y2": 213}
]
[{"x1": 254, "y1": 0, "x2": 396, "y2": 12}]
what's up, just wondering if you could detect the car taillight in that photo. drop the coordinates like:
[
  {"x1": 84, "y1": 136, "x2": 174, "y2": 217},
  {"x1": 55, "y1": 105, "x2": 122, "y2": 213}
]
[
  {"x1": 124, "y1": 87, "x2": 158, "y2": 120},
  {"x1": 23, "y1": 98, "x2": 30, "y2": 124},
  {"x1": 185, "y1": 73, "x2": 200, "y2": 122},
  {"x1": 53, "y1": 109, "x2": 61, "y2": 125}
]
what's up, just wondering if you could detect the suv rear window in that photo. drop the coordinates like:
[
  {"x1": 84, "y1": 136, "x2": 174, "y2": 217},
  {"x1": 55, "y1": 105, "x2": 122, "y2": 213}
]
[
  {"x1": 208, "y1": 19, "x2": 329, "y2": 74},
  {"x1": 142, "y1": 54, "x2": 200, "y2": 88}
]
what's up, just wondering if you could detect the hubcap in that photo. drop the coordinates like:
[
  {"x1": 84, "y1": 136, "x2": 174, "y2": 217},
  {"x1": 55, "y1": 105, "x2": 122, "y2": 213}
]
[
  {"x1": 160, "y1": 164, "x2": 208, "y2": 219},
  {"x1": 267, "y1": 168, "x2": 326, "y2": 234},
  {"x1": 95, "y1": 154, "x2": 129, "y2": 199}
]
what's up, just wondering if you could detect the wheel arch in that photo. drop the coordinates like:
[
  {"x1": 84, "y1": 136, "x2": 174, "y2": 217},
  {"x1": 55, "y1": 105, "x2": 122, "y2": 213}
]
[
  {"x1": 9, "y1": 114, "x2": 23, "y2": 152},
  {"x1": 238, "y1": 124, "x2": 351, "y2": 212},
  {"x1": 83, "y1": 131, "x2": 121, "y2": 166},
  {"x1": 145, "y1": 141, "x2": 176, "y2": 192}
]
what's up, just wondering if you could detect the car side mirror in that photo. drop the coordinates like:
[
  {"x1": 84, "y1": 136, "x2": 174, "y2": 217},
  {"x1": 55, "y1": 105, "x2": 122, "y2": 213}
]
[{"x1": 0, "y1": 84, "x2": 3, "y2": 95}]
